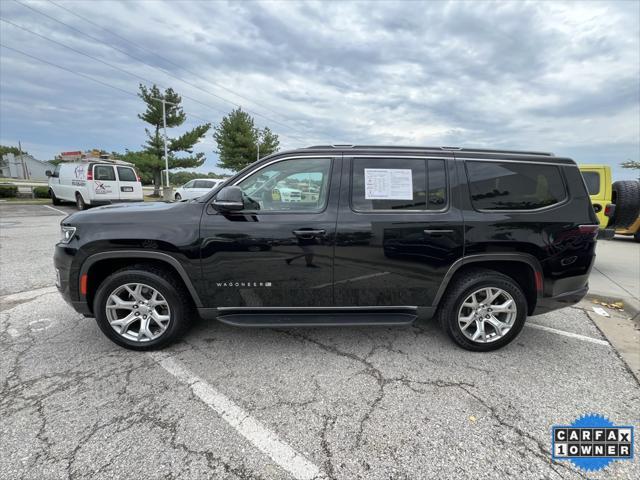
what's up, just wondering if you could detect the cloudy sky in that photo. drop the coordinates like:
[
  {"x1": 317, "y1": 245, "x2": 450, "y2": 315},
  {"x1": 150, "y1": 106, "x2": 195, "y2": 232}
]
[{"x1": 0, "y1": 0, "x2": 638, "y2": 178}]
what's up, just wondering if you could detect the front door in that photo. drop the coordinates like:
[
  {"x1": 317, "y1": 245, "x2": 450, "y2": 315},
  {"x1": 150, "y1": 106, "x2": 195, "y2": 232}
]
[
  {"x1": 333, "y1": 155, "x2": 464, "y2": 308},
  {"x1": 199, "y1": 155, "x2": 341, "y2": 308}
]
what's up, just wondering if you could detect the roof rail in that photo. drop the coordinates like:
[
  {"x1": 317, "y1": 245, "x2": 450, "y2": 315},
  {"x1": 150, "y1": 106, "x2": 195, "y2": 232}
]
[{"x1": 302, "y1": 145, "x2": 554, "y2": 156}]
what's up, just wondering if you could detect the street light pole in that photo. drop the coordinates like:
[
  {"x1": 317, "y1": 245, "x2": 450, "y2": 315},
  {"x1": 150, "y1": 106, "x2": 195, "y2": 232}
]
[
  {"x1": 151, "y1": 97, "x2": 177, "y2": 190},
  {"x1": 161, "y1": 99, "x2": 169, "y2": 188}
]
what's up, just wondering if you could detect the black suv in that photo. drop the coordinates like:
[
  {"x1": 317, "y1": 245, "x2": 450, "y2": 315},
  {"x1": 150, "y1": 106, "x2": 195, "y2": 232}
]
[{"x1": 54, "y1": 145, "x2": 598, "y2": 351}]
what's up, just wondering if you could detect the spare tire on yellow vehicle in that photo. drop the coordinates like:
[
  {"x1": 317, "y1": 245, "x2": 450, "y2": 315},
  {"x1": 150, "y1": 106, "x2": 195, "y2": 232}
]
[{"x1": 609, "y1": 180, "x2": 640, "y2": 228}]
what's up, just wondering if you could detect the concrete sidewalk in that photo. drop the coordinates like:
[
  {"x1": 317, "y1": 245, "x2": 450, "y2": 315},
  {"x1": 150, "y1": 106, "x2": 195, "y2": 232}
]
[{"x1": 590, "y1": 235, "x2": 640, "y2": 317}]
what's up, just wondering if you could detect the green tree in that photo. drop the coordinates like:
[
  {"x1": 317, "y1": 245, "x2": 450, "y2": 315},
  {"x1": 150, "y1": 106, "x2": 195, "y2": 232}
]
[
  {"x1": 0, "y1": 145, "x2": 27, "y2": 157},
  {"x1": 137, "y1": 84, "x2": 211, "y2": 195},
  {"x1": 213, "y1": 108, "x2": 280, "y2": 172},
  {"x1": 116, "y1": 150, "x2": 158, "y2": 185}
]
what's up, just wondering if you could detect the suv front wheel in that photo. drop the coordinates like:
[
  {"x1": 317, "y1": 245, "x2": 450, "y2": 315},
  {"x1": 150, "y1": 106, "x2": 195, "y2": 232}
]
[
  {"x1": 93, "y1": 265, "x2": 192, "y2": 350},
  {"x1": 437, "y1": 269, "x2": 527, "y2": 351}
]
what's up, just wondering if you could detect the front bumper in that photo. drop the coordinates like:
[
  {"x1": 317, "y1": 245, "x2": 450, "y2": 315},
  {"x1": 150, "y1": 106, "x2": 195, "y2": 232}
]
[{"x1": 54, "y1": 244, "x2": 92, "y2": 316}]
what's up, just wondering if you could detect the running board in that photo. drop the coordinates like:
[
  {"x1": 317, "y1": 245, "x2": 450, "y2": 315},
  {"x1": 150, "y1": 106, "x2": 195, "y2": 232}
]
[{"x1": 215, "y1": 309, "x2": 417, "y2": 328}]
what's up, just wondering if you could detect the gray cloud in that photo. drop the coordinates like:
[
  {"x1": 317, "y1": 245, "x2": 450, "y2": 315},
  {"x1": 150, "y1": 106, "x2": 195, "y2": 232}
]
[{"x1": 0, "y1": 0, "x2": 638, "y2": 179}]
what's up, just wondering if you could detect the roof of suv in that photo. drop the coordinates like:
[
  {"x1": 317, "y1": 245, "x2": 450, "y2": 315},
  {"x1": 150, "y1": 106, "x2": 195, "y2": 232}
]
[{"x1": 265, "y1": 145, "x2": 576, "y2": 165}]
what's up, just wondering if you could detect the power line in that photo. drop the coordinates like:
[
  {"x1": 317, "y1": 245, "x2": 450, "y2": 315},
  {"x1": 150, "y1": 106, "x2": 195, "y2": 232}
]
[
  {"x1": 0, "y1": 17, "x2": 227, "y2": 118},
  {"x1": 0, "y1": 42, "x2": 211, "y2": 125},
  {"x1": 13, "y1": 0, "x2": 308, "y2": 141},
  {"x1": 47, "y1": 0, "x2": 305, "y2": 129}
]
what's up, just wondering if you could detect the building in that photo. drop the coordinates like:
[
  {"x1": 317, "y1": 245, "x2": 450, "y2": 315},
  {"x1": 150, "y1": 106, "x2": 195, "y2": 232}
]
[{"x1": 0, "y1": 153, "x2": 54, "y2": 181}]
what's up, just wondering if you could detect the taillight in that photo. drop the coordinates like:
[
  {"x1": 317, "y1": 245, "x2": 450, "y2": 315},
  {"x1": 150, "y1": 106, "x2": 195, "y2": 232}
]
[
  {"x1": 578, "y1": 225, "x2": 599, "y2": 238},
  {"x1": 604, "y1": 204, "x2": 615, "y2": 217},
  {"x1": 87, "y1": 169, "x2": 93, "y2": 180}
]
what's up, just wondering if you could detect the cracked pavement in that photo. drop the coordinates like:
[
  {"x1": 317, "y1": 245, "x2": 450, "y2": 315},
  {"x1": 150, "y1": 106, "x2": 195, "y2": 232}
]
[{"x1": 1, "y1": 204, "x2": 639, "y2": 479}]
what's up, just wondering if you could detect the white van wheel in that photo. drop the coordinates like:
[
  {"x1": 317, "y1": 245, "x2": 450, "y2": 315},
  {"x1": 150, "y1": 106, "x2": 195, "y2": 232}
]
[{"x1": 76, "y1": 193, "x2": 88, "y2": 210}]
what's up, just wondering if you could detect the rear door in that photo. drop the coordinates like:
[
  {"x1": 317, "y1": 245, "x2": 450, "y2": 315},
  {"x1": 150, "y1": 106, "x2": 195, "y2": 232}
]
[
  {"x1": 92, "y1": 164, "x2": 118, "y2": 201},
  {"x1": 333, "y1": 154, "x2": 464, "y2": 308},
  {"x1": 116, "y1": 166, "x2": 143, "y2": 201}
]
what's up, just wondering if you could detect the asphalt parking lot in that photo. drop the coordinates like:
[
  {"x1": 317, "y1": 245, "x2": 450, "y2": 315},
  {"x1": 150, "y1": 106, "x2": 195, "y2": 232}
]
[{"x1": 1, "y1": 203, "x2": 639, "y2": 479}]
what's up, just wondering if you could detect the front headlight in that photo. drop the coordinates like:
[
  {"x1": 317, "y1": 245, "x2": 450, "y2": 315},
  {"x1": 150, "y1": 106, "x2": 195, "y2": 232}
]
[{"x1": 60, "y1": 226, "x2": 76, "y2": 244}]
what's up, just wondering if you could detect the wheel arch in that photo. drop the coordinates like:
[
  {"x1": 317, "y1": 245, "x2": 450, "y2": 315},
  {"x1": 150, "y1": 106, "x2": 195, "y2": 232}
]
[
  {"x1": 433, "y1": 254, "x2": 543, "y2": 315},
  {"x1": 80, "y1": 251, "x2": 203, "y2": 313}
]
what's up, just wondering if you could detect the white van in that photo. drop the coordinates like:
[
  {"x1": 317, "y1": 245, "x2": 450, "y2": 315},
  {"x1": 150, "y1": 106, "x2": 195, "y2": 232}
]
[{"x1": 47, "y1": 160, "x2": 143, "y2": 210}]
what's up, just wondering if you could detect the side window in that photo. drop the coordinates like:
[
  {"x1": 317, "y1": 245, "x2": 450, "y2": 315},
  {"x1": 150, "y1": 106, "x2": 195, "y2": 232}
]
[
  {"x1": 237, "y1": 157, "x2": 332, "y2": 212},
  {"x1": 116, "y1": 167, "x2": 137, "y2": 182},
  {"x1": 183, "y1": 180, "x2": 195, "y2": 188},
  {"x1": 201, "y1": 180, "x2": 217, "y2": 189},
  {"x1": 466, "y1": 161, "x2": 567, "y2": 211},
  {"x1": 53, "y1": 164, "x2": 61, "y2": 177},
  {"x1": 581, "y1": 171, "x2": 600, "y2": 196},
  {"x1": 94, "y1": 165, "x2": 116, "y2": 181},
  {"x1": 351, "y1": 158, "x2": 448, "y2": 211}
]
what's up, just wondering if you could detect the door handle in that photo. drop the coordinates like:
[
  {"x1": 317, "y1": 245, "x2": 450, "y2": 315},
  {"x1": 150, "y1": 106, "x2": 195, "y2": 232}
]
[
  {"x1": 293, "y1": 229, "x2": 326, "y2": 238},
  {"x1": 423, "y1": 229, "x2": 455, "y2": 236}
]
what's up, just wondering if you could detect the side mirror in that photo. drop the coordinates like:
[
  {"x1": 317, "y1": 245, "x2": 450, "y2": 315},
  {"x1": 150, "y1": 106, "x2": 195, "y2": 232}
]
[
  {"x1": 45, "y1": 170, "x2": 52, "y2": 177},
  {"x1": 212, "y1": 186, "x2": 244, "y2": 212}
]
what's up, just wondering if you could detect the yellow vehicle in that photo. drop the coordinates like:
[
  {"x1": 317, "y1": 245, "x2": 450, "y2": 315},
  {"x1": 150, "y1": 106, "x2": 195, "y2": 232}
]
[
  {"x1": 579, "y1": 164, "x2": 640, "y2": 239},
  {"x1": 579, "y1": 164, "x2": 614, "y2": 237},
  {"x1": 616, "y1": 216, "x2": 640, "y2": 242}
]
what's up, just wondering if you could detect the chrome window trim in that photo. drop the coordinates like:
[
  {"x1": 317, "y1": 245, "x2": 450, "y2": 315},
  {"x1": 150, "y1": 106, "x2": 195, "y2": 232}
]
[
  {"x1": 459, "y1": 157, "x2": 575, "y2": 167},
  {"x1": 464, "y1": 159, "x2": 570, "y2": 213},
  {"x1": 347, "y1": 155, "x2": 451, "y2": 214}
]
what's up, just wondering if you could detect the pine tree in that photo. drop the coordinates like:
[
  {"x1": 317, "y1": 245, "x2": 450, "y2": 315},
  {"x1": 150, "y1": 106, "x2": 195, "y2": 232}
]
[
  {"x1": 213, "y1": 108, "x2": 280, "y2": 172},
  {"x1": 137, "y1": 84, "x2": 211, "y2": 195}
]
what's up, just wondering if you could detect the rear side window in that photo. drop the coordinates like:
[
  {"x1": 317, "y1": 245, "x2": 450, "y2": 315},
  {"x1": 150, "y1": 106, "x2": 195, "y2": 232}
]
[
  {"x1": 194, "y1": 180, "x2": 214, "y2": 189},
  {"x1": 94, "y1": 165, "x2": 115, "y2": 181},
  {"x1": 581, "y1": 171, "x2": 600, "y2": 195},
  {"x1": 466, "y1": 161, "x2": 566, "y2": 211},
  {"x1": 117, "y1": 167, "x2": 137, "y2": 182},
  {"x1": 351, "y1": 158, "x2": 448, "y2": 211},
  {"x1": 201, "y1": 180, "x2": 217, "y2": 188}
]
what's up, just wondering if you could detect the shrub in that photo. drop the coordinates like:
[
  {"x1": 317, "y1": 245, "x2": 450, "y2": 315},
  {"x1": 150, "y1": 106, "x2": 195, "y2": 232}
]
[
  {"x1": 0, "y1": 185, "x2": 17, "y2": 198},
  {"x1": 33, "y1": 186, "x2": 50, "y2": 198}
]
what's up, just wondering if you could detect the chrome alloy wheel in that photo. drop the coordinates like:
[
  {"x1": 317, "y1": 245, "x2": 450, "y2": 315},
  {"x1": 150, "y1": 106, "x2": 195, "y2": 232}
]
[
  {"x1": 457, "y1": 287, "x2": 517, "y2": 343},
  {"x1": 105, "y1": 283, "x2": 171, "y2": 342}
]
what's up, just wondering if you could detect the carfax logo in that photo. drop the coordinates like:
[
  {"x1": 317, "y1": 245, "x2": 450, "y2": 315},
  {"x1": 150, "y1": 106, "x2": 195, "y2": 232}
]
[{"x1": 552, "y1": 414, "x2": 634, "y2": 472}]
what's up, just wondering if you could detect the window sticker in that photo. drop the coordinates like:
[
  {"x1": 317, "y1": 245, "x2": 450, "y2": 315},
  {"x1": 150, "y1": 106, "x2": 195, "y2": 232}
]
[{"x1": 364, "y1": 168, "x2": 413, "y2": 200}]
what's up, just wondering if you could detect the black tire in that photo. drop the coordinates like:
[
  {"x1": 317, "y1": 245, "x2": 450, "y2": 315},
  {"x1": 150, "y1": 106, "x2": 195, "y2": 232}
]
[
  {"x1": 436, "y1": 268, "x2": 527, "y2": 352},
  {"x1": 76, "y1": 193, "x2": 88, "y2": 210},
  {"x1": 610, "y1": 180, "x2": 640, "y2": 228},
  {"x1": 634, "y1": 231, "x2": 640, "y2": 243},
  {"x1": 175, "y1": 193, "x2": 182, "y2": 201},
  {"x1": 50, "y1": 190, "x2": 62, "y2": 206},
  {"x1": 93, "y1": 265, "x2": 193, "y2": 350}
]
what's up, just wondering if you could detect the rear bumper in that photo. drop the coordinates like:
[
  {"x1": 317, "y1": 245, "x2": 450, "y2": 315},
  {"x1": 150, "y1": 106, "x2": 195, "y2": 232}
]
[{"x1": 532, "y1": 285, "x2": 588, "y2": 316}]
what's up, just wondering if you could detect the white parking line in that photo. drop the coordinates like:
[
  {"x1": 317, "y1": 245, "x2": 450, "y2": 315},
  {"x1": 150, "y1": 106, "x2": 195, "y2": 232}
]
[
  {"x1": 525, "y1": 322, "x2": 610, "y2": 346},
  {"x1": 43, "y1": 205, "x2": 68, "y2": 215},
  {"x1": 149, "y1": 352, "x2": 325, "y2": 480}
]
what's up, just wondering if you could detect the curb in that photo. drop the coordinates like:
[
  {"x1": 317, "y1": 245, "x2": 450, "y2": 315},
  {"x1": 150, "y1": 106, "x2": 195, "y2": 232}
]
[{"x1": 585, "y1": 293, "x2": 640, "y2": 322}]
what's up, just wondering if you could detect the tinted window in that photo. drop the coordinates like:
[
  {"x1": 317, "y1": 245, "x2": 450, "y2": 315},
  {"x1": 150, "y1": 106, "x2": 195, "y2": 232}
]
[
  {"x1": 582, "y1": 171, "x2": 600, "y2": 195},
  {"x1": 201, "y1": 180, "x2": 217, "y2": 188},
  {"x1": 237, "y1": 157, "x2": 331, "y2": 212},
  {"x1": 351, "y1": 158, "x2": 447, "y2": 211},
  {"x1": 117, "y1": 167, "x2": 137, "y2": 182},
  {"x1": 193, "y1": 180, "x2": 213, "y2": 189},
  {"x1": 466, "y1": 161, "x2": 566, "y2": 210},
  {"x1": 94, "y1": 165, "x2": 115, "y2": 181}
]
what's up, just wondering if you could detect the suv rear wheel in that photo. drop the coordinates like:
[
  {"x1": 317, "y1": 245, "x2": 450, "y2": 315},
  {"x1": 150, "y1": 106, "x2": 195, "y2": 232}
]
[
  {"x1": 93, "y1": 265, "x2": 192, "y2": 350},
  {"x1": 437, "y1": 269, "x2": 527, "y2": 351}
]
